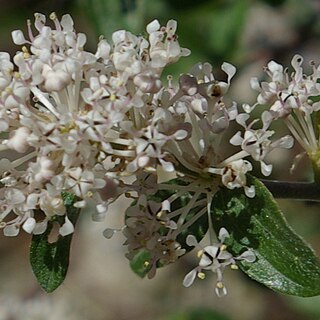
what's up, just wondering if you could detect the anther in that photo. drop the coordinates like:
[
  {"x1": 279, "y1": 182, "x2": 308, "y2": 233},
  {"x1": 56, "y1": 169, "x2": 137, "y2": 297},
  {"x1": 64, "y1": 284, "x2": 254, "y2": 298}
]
[
  {"x1": 220, "y1": 244, "x2": 227, "y2": 251},
  {"x1": 49, "y1": 12, "x2": 57, "y2": 20},
  {"x1": 197, "y1": 249, "x2": 204, "y2": 258}
]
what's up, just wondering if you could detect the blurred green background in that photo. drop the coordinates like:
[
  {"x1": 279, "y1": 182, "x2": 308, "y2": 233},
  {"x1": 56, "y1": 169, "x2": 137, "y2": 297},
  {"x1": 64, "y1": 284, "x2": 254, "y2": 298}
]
[{"x1": 0, "y1": 0, "x2": 320, "y2": 319}]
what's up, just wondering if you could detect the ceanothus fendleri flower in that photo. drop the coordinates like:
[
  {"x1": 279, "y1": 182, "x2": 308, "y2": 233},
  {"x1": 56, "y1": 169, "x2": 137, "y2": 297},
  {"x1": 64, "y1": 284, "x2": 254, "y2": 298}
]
[
  {"x1": 0, "y1": 13, "x2": 190, "y2": 236},
  {"x1": 0, "y1": 12, "x2": 296, "y2": 296},
  {"x1": 247, "y1": 55, "x2": 320, "y2": 173},
  {"x1": 183, "y1": 228, "x2": 255, "y2": 297}
]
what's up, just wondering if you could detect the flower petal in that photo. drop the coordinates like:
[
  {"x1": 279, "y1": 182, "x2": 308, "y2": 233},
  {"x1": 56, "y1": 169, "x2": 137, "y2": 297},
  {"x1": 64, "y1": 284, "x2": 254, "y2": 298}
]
[
  {"x1": 237, "y1": 250, "x2": 256, "y2": 263},
  {"x1": 59, "y1": 216, "x2": 74, "y2": 236},
  {"x1": 22, "y1": 217, "x2": 36, "y2": 233},
  {"x1": 186, "y1": 235, "x2": 198, "y2": 247},
  {"x1": 218, "y1": 227, "x2": 230, "y2": 243},
  {"x1": 4, "y1": 224, "x2": 20, "y2": 236},
  {"x1": 183, "y1": 269, "x2": 197, "y2": 287}
]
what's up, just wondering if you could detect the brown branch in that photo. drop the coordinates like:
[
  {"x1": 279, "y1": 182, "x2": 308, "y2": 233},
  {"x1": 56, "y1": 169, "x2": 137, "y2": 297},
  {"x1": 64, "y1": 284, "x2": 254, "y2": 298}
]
[{"x1": 260, "y1": 179, "x2": 320, "y2": 202}]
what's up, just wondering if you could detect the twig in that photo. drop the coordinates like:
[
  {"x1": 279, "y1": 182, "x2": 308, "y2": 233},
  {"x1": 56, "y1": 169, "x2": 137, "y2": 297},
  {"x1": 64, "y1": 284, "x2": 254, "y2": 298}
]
[{"x1": 260, "y1": 179, "x2": 320, "y2": 202}]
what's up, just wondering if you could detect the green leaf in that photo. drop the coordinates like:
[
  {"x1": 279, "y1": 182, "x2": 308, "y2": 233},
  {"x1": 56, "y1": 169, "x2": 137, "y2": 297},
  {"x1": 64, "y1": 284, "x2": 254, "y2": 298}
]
[
  {"x1": 211, "y1": 175, "x2": 320, "y2": 297},
  {"x1": 30, "y1": 192, "x2": 80, "y2": 293},
  {"x1": 130, "y1": 249, "x2": 152, "y2": 278}
]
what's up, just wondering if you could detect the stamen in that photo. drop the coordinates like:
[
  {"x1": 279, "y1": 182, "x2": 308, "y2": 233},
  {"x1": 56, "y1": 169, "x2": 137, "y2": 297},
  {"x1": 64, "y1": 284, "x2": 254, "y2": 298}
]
[
  {"x1": 197, "y1": 272, "x2": 205, "y2": 280},
  {"x1": 220, "y1": 244, "x2": 227, "y2": 251},
  {"x1": 197, "y1": 249, "x2": 203, "y2": 258}
]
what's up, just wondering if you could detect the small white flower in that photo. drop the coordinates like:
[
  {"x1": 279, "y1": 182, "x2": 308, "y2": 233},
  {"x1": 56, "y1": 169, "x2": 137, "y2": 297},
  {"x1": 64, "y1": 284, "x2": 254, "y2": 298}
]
[
  {"x1": 229, "y1": 111, "x2": 293, "y2": 177},
  {"x1": 28, "y1": 156, "x2": 55, "y2": 183},
  {"x1": 183, "y1": 228, "x2": 255, "y2": 297},
  {"x1": 42, "y1": 65, "x2": 71, "y2": 92},
  {"x1": 39, "y1": 194, "x2": 66, "y2": 217},
  {"x1": 251, "y1": 54, "x2": 320, "y2": 161}
]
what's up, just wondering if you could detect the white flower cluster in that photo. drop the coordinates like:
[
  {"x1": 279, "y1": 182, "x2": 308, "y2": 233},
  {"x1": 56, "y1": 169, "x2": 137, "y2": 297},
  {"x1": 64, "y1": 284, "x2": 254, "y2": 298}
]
[
  {"x1": 0, "y1": 13, "x2": 298, "y2": 296},
  {"x1": 247, "y1": 55, "x2": 320, "y2": 170},
  {"x1": 0, "y1": 13, "x2": 190, "y2": 236}
]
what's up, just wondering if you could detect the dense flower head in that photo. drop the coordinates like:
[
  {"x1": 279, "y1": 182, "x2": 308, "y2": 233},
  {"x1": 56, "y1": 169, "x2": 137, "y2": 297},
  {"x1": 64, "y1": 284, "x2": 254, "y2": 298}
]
[
  {"x1": 0, "y1": 12, "x2": 299, "y2": 296},
  {"x1": 0, "y1": 13, "x2": 191, "y2": 236}
]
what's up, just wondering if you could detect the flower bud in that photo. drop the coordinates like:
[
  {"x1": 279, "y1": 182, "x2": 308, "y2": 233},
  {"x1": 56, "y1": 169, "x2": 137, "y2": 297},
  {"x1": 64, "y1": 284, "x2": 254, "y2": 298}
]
[
  {"x1": 178, "y1": 74, "x2": 198, "y2": 95},
  {"x1": 134, "y1": 73, "x2": 162, "y2": 93},
  {"x1": 6, "y1": 127, "x2": 31, "y2": 153},
  {"x1": 42, "y1": 65, "x2": 71, "y2": 91}
]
